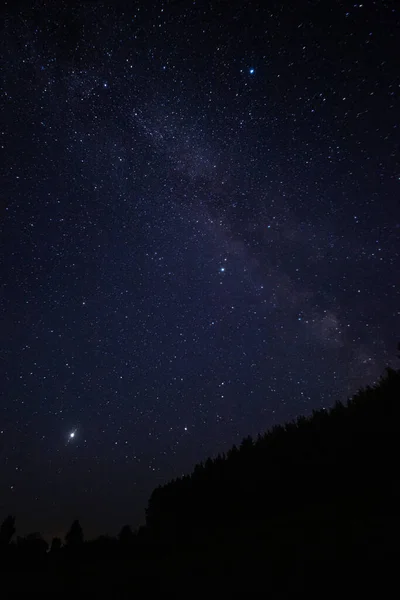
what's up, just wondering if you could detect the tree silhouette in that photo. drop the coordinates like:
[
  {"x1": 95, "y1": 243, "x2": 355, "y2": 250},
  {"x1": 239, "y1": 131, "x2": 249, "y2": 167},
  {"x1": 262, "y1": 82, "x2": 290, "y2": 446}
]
[
  {"x1": 17, "y1": 532, "x2": 48, "y2": 558},
  {"x1": 118, "y1": 524, "x2": 134, "y2": 546},
  {"x1": 0, "y1": 515, "x2": 15, "y2": 546},
  {"x1": 65, "y1": 519, "x2": 83, "y2": 548},
  {"x1": 145, "y1": 363, "x2": 400, "y2": 558},
  {"x1": 50, "y1": 537, "x2": 62, "y2": 553}
]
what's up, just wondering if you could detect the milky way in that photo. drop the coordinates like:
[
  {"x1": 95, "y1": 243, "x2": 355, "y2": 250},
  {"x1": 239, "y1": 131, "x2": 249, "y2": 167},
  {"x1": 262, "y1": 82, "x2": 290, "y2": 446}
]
[{"x1": 1, "y1": 1, "x2": 399, "y2": 538}]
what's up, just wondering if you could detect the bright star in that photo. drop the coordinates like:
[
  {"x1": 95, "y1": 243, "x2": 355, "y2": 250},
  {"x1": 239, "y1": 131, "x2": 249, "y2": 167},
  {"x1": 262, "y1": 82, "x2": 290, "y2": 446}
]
[{"x1": 220, "y1": 267, "x2": 225, "y2": 272}]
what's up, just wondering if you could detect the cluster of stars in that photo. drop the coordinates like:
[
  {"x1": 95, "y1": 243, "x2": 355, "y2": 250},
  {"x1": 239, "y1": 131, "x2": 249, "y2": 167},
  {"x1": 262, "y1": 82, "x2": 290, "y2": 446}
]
[{"x1": 0, "y1": 0, "x2": 398, "y2": 538}]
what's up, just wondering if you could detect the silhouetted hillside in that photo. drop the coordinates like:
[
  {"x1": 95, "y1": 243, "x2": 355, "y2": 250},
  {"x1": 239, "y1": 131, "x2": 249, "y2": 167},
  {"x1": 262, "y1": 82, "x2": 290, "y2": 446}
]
[{"x1": 146, "y1": 367, "x2": 400, "y2": 564}]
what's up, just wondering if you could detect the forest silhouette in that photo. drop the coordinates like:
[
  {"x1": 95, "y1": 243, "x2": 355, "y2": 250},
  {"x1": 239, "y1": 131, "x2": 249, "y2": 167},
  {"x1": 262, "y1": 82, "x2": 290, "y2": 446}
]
[{"x1": 1, "y1": 359, "x2": 399, "y2": 594}]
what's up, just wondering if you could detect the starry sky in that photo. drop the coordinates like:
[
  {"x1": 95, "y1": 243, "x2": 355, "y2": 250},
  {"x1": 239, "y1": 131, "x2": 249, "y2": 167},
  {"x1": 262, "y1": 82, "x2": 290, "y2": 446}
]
[{"x1": 1, "y1": 0, "x2": 399, "y2": 539}]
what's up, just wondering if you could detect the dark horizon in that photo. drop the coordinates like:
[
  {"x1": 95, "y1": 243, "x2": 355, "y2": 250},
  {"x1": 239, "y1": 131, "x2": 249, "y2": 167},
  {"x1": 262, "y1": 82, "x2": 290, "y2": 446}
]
[{"x1": 1, "y1": 0, "x2": 399, "y2": 538}]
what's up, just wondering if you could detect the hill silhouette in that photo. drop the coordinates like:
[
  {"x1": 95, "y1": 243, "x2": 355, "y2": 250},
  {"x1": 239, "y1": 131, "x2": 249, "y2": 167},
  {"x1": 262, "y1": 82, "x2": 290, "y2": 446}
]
[
  {"x1": 144, "y1": 365, "x2": 399, "y2": 589},
  {"x1": 1, "y1": 363, "x2": 399, "y2": 594}
]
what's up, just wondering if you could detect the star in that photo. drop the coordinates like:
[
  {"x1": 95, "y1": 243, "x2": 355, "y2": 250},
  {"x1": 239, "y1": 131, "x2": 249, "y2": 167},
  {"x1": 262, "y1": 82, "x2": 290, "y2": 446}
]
[{"x1": 1, "y1": 0, "x2": 397, "y2": 542}]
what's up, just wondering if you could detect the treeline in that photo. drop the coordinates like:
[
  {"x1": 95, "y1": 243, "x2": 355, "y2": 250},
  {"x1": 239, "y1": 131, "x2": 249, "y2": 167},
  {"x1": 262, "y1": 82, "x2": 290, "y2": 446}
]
[
  {"x1": 0, "y1": 517, "x2": 145, "y2": 565},
  {"x1": 146, "y1": 366, "x2": 400, "y2": 551},
  {"x1": 0, "y1": 363, "x2": 399, "y2": 590}
]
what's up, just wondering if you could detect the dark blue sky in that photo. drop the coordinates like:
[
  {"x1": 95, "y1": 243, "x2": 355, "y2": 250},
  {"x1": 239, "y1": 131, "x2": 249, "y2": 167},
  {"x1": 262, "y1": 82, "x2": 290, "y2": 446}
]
[{"x1": 1, "y1": 0, "x2": 399, "y2": 539}]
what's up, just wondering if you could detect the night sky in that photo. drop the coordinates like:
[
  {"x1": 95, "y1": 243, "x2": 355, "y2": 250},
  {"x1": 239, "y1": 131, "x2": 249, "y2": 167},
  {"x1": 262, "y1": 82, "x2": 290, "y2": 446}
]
[{"x1": 1, "y1": 0, "x2": 399, "y2": 539}]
